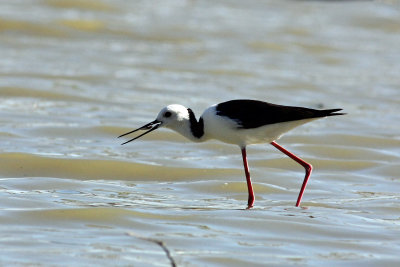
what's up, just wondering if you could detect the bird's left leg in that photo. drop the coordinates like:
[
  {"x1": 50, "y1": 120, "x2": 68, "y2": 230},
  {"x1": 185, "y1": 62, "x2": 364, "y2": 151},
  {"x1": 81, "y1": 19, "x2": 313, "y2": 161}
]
[
  {"x1": 241, "y1": 147, "x2": 255, "y2": 209},
  {"x1": 270, "y1": 141, "x2": 312, "y2": 207}
]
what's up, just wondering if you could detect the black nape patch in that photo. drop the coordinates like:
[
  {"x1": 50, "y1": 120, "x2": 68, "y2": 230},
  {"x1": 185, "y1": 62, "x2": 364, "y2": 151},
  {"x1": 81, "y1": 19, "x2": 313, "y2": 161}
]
[{"x1": 187, "y1": 108, "x2": 204, "y2": 138}]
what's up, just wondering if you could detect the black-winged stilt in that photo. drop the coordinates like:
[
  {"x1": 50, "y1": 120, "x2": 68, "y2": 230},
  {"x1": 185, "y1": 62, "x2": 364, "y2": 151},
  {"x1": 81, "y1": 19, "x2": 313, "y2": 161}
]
[{"x1": 119, "y1": 99, "x2": 344, "y2": 208}]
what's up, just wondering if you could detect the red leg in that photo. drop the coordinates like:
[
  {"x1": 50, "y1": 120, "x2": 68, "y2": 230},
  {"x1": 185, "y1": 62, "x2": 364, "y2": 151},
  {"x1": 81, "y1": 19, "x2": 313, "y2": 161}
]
[
  {"x1": 241, "y1": 147, "x2": 255, "y2": 209},
  {"x1": 271, "y1": 141, "x2": 312, "y2": 207}
]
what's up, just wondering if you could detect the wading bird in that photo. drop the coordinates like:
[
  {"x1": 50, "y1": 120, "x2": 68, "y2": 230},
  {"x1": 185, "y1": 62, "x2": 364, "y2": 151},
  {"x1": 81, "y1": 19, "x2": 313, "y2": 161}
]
[{"x1": 119, "y1": 99, "x2": 344, "y2": 208}]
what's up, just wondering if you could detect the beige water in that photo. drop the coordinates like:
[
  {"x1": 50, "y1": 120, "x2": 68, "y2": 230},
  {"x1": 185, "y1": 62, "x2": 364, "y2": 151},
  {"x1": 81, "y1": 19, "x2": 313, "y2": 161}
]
[{"x1": 1, "y1": 0, "x2": 400, "y2": 266}]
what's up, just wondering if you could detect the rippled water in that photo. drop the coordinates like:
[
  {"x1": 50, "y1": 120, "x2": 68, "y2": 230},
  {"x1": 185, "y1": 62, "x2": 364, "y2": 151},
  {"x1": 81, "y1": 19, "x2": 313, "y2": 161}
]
[{"x1": 1, "y1": 0, "x2": 399, "y2": 266}]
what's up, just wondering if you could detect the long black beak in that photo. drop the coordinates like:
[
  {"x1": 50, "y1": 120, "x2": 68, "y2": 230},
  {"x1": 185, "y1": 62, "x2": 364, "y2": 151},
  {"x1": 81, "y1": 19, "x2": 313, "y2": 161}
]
[{"x1": 118, "y1": 120, "x2": 162, "y2": 145}]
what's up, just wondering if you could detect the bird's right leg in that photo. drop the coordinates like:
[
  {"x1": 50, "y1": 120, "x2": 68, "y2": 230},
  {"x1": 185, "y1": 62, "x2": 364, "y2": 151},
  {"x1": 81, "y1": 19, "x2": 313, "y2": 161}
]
[
  {"x1": 241, "y1": 147, "x2": 255, "y2": 209},
  {"x1": 270, "y1": 141, "x2": 312, "y2": 207}
]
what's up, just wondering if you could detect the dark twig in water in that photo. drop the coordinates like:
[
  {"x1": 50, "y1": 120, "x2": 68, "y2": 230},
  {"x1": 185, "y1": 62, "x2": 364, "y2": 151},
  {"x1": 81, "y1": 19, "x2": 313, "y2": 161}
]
[{"x1": 127, "y1": 232, "x2": 177, "y2": 267}]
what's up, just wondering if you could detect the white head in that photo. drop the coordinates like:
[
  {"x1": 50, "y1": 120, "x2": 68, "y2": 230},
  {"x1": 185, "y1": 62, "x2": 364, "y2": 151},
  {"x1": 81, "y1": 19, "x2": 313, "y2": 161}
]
[
  {"x1": 118, "y1": 104, "x2": 202, "y2": 145},
  {"x1": 155, "y1": 104, "x2": 190, "y2": 129}
]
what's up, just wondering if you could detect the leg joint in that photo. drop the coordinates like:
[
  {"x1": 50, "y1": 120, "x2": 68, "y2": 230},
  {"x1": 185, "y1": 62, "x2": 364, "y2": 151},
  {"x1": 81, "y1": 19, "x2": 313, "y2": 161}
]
[{"x1": 305, "y1": 163, "x2": 312, "y2": 173}]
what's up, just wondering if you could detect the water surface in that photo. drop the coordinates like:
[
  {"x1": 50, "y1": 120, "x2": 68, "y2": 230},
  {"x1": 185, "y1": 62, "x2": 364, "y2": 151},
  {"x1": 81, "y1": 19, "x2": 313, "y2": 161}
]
[{"x1": 1, "y1": 0, "x2": 399, "y2": 266}]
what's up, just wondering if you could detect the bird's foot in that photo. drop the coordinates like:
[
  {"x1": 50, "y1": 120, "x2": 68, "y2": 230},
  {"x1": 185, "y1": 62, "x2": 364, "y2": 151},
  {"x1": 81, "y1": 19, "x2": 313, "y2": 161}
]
[{"x1": 246, "y1": 198, "x2": 254, "y2": 209}]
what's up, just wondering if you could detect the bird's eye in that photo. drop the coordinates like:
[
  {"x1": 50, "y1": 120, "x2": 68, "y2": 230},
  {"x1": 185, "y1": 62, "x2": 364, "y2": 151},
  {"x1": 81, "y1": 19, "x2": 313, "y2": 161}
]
[{"x1": 164, "y1": 111, "x2": 172, "y2": 118}]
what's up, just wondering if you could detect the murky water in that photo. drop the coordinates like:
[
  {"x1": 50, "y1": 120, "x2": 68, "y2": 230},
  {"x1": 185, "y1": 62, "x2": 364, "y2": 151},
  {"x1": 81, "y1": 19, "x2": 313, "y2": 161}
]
[{"x1": 1, "y1": 0, "x2": 399, "y2": 266}]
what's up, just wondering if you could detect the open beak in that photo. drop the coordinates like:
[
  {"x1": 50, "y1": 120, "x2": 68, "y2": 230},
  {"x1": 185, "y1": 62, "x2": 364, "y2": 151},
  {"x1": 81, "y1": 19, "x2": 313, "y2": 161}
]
[{"x1": 118, "y1": 120, "x2": 162, "y2": 145}]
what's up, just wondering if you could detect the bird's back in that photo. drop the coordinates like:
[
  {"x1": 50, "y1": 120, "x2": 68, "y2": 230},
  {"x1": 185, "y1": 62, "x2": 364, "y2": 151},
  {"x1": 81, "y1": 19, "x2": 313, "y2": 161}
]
[
  {"x1": 200, "y1": 99, "x2": 344, "y2": 147},
  {"x1": 215, "y1": 99, "x2": 343, "y2": 129}
]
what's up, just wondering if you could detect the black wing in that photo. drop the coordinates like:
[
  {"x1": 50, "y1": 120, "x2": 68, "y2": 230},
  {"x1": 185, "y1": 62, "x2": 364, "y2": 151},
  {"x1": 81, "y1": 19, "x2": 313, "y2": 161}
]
[{"x1": 216, "y1": 99, "x2": 344, "y2": 129}]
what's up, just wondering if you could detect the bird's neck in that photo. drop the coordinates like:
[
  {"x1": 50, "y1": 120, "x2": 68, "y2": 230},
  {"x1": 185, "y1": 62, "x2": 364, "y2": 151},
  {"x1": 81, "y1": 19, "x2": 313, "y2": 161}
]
[
  {"x1": 187, "y1": 108, "x2": 204, "y2": 140},
  {"x1": 169, "y1": 108, "x2": 205, "y2": 142}
]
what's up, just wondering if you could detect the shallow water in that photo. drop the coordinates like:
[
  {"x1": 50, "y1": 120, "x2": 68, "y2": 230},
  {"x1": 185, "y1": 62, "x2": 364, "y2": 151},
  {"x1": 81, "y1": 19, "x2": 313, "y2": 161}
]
[{"x1": 1, "y1": 0, "x2": 400, "y2": 266}]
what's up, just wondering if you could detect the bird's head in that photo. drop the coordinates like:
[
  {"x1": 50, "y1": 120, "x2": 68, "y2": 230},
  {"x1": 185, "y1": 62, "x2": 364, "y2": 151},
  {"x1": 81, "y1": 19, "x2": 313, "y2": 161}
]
[
  {"x1": 118, "y1": 104, "x2": 189, "y2": 145},
  {"x1": 156, "y1": 104, "x2": 189, "y2": 128}
]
